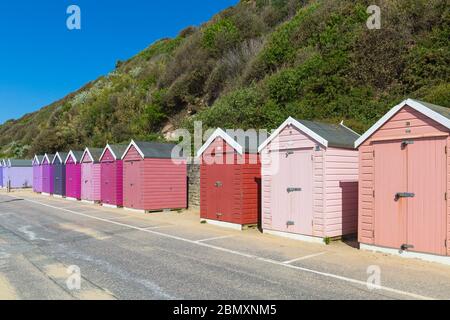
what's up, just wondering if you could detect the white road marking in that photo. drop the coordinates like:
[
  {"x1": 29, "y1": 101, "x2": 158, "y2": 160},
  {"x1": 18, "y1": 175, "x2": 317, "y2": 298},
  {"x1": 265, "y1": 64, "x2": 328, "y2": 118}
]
[
  {"x1": 142, "y1": 225, "x2": 175, "y2": 230},
  {"x1": 283, "y1": 252, "x2": 327, "y2": 264},
  {"x1": 195, "y1": 235, "x2": 234, "y2": 243},
  {"x1": 17, "y1": 225, "x2": 51, "y2": 241},
  {"x1": 7, "y1": 195, "x2": 435, "y2": 300}
]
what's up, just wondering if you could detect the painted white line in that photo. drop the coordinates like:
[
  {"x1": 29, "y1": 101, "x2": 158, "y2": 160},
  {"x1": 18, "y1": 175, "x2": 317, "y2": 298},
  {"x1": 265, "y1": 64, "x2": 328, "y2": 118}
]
[
  {"x1": 142, "y1": 225, "x2": 179, "y2": 230},
  {"x1": 195, "y1": 235, "x2": 234, "y2": 243},
  {"x1": 8, "y1": 195, "x2": 434, "y2": 300},
  {"x1": 283, "y1": 252, "x2": 327, "y2": 264}
]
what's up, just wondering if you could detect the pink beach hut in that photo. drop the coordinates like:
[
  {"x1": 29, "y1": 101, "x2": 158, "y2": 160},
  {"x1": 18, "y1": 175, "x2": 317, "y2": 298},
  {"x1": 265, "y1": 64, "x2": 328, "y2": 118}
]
[
  {"x1": 33, "y1": 155, "x2": 45, "y2": 193},
  {"x1": 355, "y1": 99, "x2": 450, "y2": 262},
  {"x1": 65, "y1": 151, "x2": 83, "y2": 200},
  {"x1": 41, "y1": 154, "x2": 54, "y2": 195},
  {"x1": 99, "y1": 144, "x2": 127, "y2": 208},
  {"x1": 80, "y1": 147, "x2": 102, "y2": 203},
  {"x1": 259, "y1": 118, "x2": 360, "y2": 243}
]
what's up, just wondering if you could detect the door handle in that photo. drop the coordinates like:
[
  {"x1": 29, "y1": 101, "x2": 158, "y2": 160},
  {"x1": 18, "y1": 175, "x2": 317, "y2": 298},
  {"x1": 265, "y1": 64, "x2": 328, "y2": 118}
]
[
  {"x1": 215, "y1": 181, "x2": 223, "y2": 187},
  {"x1": 287, "y1": 187, "x2": 302, "y2": 193},
  {"x1": 286, "y1": 221, "x2": 295, "y2": 226},
  {"x1": 395, "y1": 192, "x2": 415, "y2": 200},
  {"x1": 401, "y1": 244, "x2": 414, "y2": 251}
]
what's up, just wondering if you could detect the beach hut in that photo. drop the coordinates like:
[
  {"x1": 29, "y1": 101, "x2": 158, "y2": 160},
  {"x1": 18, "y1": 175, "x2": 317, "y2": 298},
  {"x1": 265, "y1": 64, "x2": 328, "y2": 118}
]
[
  {"x1": 0, "y1": 159, "x2": 3, "y2": 188},
  {"x1": 80, "y1": 147, "x2": 103, "y2": 203},
  {"x1": 258, "y1": 118, "x2": 360, "y2": 242},
  {"x1": 121, "y1": 140, "x2": 187, "y2": 212},
  {"x1": 41, "y1": 154, "x2": 54, "y2": 195},
  {"x1": 52, "y1": 152, "x2": 68, "y2": 197},
  {"x1": 1, "y1": 160, "x2": 7, "y2": 188},
  {"x1": 197, "y1": 129, "x2": 262, "y2": 230},
  {"x1": 65, "y1": 151, "x2": 83, "y2": 200},
  {"x1": 99, "y1": 144, "x2": 127, "y2": 208},
  {"x1": 355, "y1": 99, "x2": 450, "y2": 263},
  {"x1": 32, "y1": 155, "x2": 44, "y2": 193},
  {"x1": 5, "y1": 159, "x2": 33, "y2": 188}
]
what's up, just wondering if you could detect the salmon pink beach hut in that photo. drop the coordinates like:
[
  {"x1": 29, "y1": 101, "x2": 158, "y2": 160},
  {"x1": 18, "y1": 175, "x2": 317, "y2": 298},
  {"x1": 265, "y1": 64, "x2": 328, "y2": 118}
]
[
  {"x1": 5, "y1": 159, "x2": 33, "y2": 189},
  {"x1": 42, "y1": 154, "x2": 54, "y2": 195},
  {"x1": 52, "y1": 152, "x2": 68, "y2": 198},
  {"x1": 99, "y1": 144, "x2": 127, "y2": 208},
  {"x1": 32, "y1": 155, "x2": 44, "y2": 193},
  {"x1": 259, "y1": 118, "x2": 360, "y2": 242},
  {"x1": 355, "y1": 99, "x2": 450, "y2": 264},
  {"x1": 80, "y1": 147, "x2": 103, "y2": 203},
  {"x1": 65, "y1": 151, "x2": 83, "y2": 200},
  {"x1": 197, "y1": 128, "x2": 262, "y2": 230},
  {"x1": 121, "y1": 140, "x2": 187, "y2": 212}
]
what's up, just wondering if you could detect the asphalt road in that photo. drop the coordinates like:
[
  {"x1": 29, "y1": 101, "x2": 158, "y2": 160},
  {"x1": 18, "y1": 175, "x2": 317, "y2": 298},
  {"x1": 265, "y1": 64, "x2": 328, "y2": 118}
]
[{"x1": 0, "y1": 190, "x2": 449, "y2": 300}]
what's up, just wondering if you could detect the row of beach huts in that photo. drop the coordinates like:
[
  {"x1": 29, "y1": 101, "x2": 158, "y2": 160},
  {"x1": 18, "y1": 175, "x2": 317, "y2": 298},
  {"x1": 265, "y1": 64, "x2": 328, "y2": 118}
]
[{"x1": 1, "y1": 99, "x2": 450, "y2": 264}]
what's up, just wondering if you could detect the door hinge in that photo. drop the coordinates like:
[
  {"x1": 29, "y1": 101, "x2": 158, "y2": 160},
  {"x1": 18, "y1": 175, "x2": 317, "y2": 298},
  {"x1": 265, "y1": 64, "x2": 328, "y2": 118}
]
[
  {"x1": 446, "y1": 192, "x2": 448, "y2": 201},
  {"x1": 445, "y1": 146, "x2": 448, "y2": 154},
  {"x1": 372, "y1": 150, "x2": 375, "y2": 158},
  {"x1": 372, "y1": 190, "x2": 375, "y2": 198},
  {"x1": 445, "y1": 239, "x2": 447, "y2": 248}
]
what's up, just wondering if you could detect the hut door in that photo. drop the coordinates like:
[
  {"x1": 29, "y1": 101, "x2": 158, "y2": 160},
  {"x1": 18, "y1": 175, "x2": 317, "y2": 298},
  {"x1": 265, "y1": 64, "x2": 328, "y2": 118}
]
[
  {"x1": 125, "y1": 161, "x2": 140, "y2": 208},
  {"x1": 374, "y1": 140, "x2": 407, "y2": 249},
  {"x1": 102, "y1": 162, "x2": 114, "y2": 204},
  {"x1": 289, "y1": 149, "x2": 313, "y2": 235},
  {"x1": 82, "y1": 164, "x2": 92, "y2": 200},
  {"x1": 406, "y1": 137, "x2": 447, "y2": 255},
  {"x1": 271, "y1": 149, "x2": 313, "y2": 235},
  {"x1": 208, "y1": 163, "x2": 234, "y2": 222}
]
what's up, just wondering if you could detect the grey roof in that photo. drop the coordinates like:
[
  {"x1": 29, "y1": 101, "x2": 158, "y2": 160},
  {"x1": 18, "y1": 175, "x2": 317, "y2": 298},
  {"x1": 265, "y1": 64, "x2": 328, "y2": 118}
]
[
  {"x1": 133, "y1": 141, "x2": 180, "y2": 159},
  {"x1": 53, "y1": 152, "x2": 68, "y2": 164},
  {"x1": 45, "y1": 154, "x2": 55, "y2": 163},
  {"x1": 223, "y1": 130, "x2": 265, "y2": 154},
  {"x1": 295, "y1": 119, "x2": 360, "y2": 149},
  {"x1": 109, "y1": 144, "x2": 128, "y2": 160},
  {"x1": 410, "y1": 99, "x2": 450, "y2": 119},
  {"x1": 9, "y1": 159, "x2": 33, "y2": 167},
  {"x1": 67, "y1": 151, "x2": 84, "y2": 163},
  {"x1": 85, "y1": 148, "x2": 104, "y2": 163},
  {"x1": 34, "y1": 155, "x2": 45, "y2": 164}
]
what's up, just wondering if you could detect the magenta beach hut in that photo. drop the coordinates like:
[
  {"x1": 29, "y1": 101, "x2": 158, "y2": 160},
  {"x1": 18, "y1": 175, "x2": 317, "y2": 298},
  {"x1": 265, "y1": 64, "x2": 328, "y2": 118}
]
[
  {"x1": 259, "y1": 118, "x2": 360, "y2": 243},
  {"x1": 99, "y1": 144, "x2": 127, "y2": 208},
  {"x1": 41, "y1": 154, "x2": 54, "y2": 195},
  {"x1": 32, "y1": 155, "x2": 44, "y2": 193},
  {"x1": 80, "y1": 147, "x2": 102, "y2": 203},
  {"x1": 65, "y1": 151, "x2": 83, "y2": 200}
]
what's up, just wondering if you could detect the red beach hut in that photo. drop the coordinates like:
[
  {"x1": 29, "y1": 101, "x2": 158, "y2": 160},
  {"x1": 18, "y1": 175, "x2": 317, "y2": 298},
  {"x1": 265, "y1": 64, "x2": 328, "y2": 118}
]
[
  {"x1": 197, "y1": 128, "x2": 261, "y2": 230},
  {"x1": 121, "y1": 140, "x2": 187, "y2": 212},
  {"x1": 99, "y1": 144, "x2": 127, "y2": 208}
]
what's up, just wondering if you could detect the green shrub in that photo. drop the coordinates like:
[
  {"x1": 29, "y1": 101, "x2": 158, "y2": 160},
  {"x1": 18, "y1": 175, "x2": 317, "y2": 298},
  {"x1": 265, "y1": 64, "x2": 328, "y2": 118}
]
[{"x1": 202, "y1": 18, "x2": 240, "y2": 55}]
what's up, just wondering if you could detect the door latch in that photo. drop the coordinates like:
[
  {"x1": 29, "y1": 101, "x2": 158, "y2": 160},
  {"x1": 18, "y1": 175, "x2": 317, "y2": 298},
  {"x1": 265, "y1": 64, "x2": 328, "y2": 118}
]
[
  {"x1": 216, "y1": 213, "x2": 223, "y2": 217},
  {"x1": 401, "y1": 244, "x2": 414, "y2": 251},
  {"x1": 286, "y1": 221, "x2": 295, "y2": 226},
  {"x1": 401, "y1": 140, "x2": 414, "y2": 148},
  {"x1": 215, "y1": 181, "x2": 223, "y2": 187},
  {"x1": 395, "y1": 192, "x2": 415, "y2": 200},
  {"x1": 285, "y1": 151, "x2": 294, "y2": 157},
  {"x1": 287, "y1": 187, "x2": 302, "y2": 193}
]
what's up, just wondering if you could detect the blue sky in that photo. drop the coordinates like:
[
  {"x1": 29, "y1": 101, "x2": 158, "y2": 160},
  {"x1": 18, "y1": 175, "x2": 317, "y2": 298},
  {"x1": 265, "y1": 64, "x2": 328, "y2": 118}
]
[{"x1": 0, "y1": 0, "x2": 238, "y2": 124}]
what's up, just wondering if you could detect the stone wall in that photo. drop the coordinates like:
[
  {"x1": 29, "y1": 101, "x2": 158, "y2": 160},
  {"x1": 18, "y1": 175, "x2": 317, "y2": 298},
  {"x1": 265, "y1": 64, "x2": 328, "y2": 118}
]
[{"x1": 187, "y1": 163, "x2": 200, "y2": 209}]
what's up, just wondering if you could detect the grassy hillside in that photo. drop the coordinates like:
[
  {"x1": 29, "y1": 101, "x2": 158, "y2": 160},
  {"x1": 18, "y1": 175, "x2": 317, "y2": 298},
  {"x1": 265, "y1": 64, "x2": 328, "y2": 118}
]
[{"x1": 0, "y1": 0, "x2": 449, "y2": 158}]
